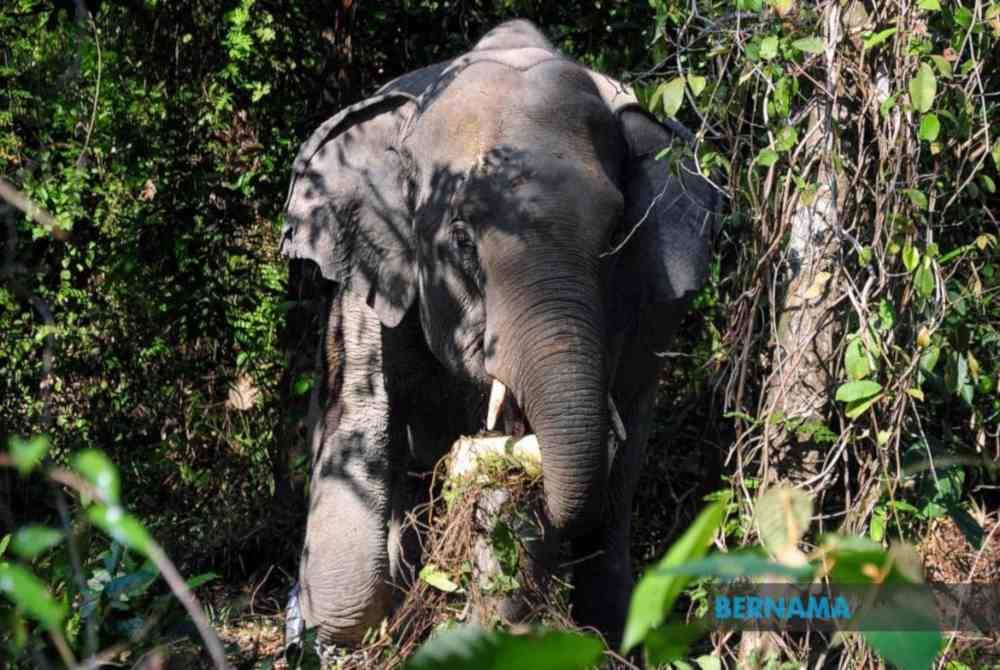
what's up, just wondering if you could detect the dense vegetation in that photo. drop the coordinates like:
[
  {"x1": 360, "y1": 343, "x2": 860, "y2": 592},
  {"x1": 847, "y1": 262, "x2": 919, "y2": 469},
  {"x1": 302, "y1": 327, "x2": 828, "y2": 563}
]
[{"x1": 1, "y1": 0, "x2": 997, "y2": 668}]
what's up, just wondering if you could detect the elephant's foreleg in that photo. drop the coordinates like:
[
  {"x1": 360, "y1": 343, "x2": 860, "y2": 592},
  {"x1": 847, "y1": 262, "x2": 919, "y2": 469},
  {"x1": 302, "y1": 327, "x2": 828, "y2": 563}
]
[{"x1": 299, "y1": 289, "x2": 405, "y2": 646}]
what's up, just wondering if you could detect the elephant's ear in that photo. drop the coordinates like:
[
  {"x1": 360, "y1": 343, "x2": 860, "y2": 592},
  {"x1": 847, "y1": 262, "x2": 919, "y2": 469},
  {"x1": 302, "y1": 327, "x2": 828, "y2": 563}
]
[
  {"x1": 615, "y1": 105, "x2": 722, "y2": 353},
  {"x1": 282, "y1": 93, "x2": 417, "y2": 328}
]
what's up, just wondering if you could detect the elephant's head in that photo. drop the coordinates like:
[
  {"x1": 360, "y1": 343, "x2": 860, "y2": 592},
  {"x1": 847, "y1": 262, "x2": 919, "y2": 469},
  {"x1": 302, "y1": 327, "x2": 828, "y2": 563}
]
[{"x1": 281, "y1": 22, "x2": 720, "y2": 537}]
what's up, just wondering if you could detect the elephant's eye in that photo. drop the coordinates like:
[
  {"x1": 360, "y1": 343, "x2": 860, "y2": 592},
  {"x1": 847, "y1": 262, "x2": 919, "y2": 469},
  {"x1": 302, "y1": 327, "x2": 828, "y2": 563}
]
[{"x1": 450, "y1": 222, "x2": 476, "y2": 253}]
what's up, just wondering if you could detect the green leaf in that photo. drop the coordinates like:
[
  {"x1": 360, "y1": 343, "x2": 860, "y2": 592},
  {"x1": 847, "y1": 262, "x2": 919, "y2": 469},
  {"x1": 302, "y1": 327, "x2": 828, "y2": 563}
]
[
  {"x1": 791, "y1": 37, "x2": 824, "y2": 54},
  {"x1": 914, "y1": 262, "x2": 935, "y2": 298},
  {"x1": 774, "y1": 126, "x2": 798, "y2": 152},
  {"x1": 644, "y1": 621, "x2": 709, "y2": 666},
  {"x1": 292, "y1": 375, "x2": 313, "y2": 397},
  {"x1": 979, "y1": 174, "x2": 996, "y2": 194},
  {"x1": 845, "y1": 339, "x2": 871, "y2": 381},
  {"x1": 845, "y1": 394, "x2": 882, "y2": 419},
  {"x1": 11, "y1": 526, "x2": 63, "y2": 560},
  {"x1": 687, "y1": 75, "x2": 706, "y2": 97},
  {"x1": 917, "y1": 0, "x2": 940, "y2": 10},
  {"x1": 864, "y1": 630, "x2": 942, "y2": 670},
  {"x1": 0, "y1": 563, "x2": 66, "y2": 629},
  {"x1": 657, "y1": 551, "x2": 814, "y2": 580},
  {"x1": 9, "y1": 436, "x2": 50, "y2": 476},
  {"x1": 902, "y1": 244, "x2": 921, "y2": 272},
  {"x1": 186, "y1": 572, "x2": 219, "y2": 590},
  {"x1": 419, "y1": 564, "x2": 459, "y2": 593},
  {"x1": 759, "y1": 35, "x2": 779, "y2": 60},
  {"x1": 659, "y1": 77, "x2": 686, "y2": 118},
  {"x1": 878, "y1": 300, "x2": 896, "y2": 331},
  {"x1": 74, "y1": 449, "x2": 121, "y2": 504},
  {"x1": 404, "y1": 626, "x2": 603, "y2": 670},
  {"x1": 918, "y1": 114, "x2": 940, "y2": 142},
  {"x1": 906, "y1": 189, "x2": 929, "y2": 210},
  {"x1": 0, "y1": 534, "x2": 9, "y2": 558},
  {"x1": 908, "y1": 63, "x2": 936, "y2": 114},
  {"x1": 622, "y1": 492, "x2": 731, "y2": 653},
  {"x1": 755, "y1": 148, "x2": 779, "y2": 167},
  {"x1": 863, "y1": 27, "x2": 898, "y2": 49},
  {"x1": 991, "y1": 139, "x2": 1000, "y2": 171},
  {"x1": 105, "y1": 565, "x2": 159, "y2": 600},
  {"x1": 836, "y1": 380, "x2": 882, "y2": 402},
  {"x1": 87, "y1": 505, "x2": 153, "y2": 556},
  {"x1": 756, "y1": 487, "x2": 812, "y2": 556},
  {"x1": 919, "y1": 345, "x2": 941, "y2": 375},
  {"x1": 929, "y1": 55, "x2": 952, "y2": 78}
]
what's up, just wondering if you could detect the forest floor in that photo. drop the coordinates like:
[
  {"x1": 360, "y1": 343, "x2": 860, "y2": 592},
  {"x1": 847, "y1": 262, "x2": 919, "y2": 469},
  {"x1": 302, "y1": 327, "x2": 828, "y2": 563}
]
[{"x1": 159, "y1": 472, "x2": 1000, "y2": 669}]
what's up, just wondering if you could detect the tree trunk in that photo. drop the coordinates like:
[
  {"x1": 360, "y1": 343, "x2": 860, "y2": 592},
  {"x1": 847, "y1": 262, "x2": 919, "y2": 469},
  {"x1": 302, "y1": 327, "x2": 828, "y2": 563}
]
[{"x1": 761, "y1": 4, "x2": 845, "y2": 490}]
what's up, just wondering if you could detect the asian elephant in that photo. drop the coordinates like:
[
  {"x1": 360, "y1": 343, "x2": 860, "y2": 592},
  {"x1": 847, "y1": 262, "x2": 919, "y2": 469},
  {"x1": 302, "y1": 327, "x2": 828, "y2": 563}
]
[{"x1": 281, "y1": 19, "x2": 721, "y2": 648}]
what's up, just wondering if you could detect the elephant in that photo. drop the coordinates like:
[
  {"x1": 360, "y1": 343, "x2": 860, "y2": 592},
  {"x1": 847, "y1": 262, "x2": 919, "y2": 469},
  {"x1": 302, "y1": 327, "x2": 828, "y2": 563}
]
[{"x1": 280, "y1": 19, "x2": 721, "y2": 649}]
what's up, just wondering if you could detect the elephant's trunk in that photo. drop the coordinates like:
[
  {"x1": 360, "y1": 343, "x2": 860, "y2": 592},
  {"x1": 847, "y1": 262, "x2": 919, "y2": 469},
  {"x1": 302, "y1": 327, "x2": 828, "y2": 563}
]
[{"x1": 486, "y1": 271, "x2": 609, "y2": 537}]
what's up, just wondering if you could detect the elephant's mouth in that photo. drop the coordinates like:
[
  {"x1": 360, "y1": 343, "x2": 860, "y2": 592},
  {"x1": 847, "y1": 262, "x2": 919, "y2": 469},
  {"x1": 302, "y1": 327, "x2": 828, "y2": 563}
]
[
  {"x1": 486, "y1": 378, "x2": 532, "y2": 437},
  {"x1": 485, "y1": 378, "x2": 627, "y2": 444}
]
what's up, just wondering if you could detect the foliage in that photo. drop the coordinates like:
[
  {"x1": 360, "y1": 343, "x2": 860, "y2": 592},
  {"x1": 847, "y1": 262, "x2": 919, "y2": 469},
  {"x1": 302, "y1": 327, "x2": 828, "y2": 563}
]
[
  {"x1": 405, "y1": 490, "x2": 942, "y2": 670},
  {"x1": 0, "y1": 437, "x2": 223, "y2": 667}
]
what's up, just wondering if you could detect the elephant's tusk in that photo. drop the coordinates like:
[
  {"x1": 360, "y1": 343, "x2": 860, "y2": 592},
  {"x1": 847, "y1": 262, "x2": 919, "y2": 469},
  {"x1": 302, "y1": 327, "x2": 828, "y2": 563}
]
[
  {"x1": 608, "y1": 395, "x2": 627, "y2": 442},
  {"x1": 486, "y1": 379, "x2": 507, "y2": 431}
]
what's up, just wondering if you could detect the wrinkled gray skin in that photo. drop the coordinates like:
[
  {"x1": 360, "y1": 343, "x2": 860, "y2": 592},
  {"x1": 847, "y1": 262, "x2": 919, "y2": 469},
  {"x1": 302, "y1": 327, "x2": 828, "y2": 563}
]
[{"x1": 281, "y1": 19, "x2": 720, "y2": 648}]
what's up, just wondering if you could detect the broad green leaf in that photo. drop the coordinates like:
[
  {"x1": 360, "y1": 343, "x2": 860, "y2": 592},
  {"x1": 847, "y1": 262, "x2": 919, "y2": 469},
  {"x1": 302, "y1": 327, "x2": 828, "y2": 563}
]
[
  {"x1": 908, "y1": 63, "x2": 936, "y2": 114},
  {"x1": 755, "y1": 148, "x2": 779, "y2": 167},
  {"x1": 863, "y1": 27, "x2": 898, "y2": 49},
  {"x1": 845, "y1": 394, "x2": 882, "y2": 419},
  {"x1": 0, "y1": 563, "x2": 66, "y2": 629},
  {"x1": 979, "y1": 174, "x2": 996, "y2": 194},
  {"x1": 87, "y1": 505, "x2": 153, "y2": 556},
  {"x1": 74, "y1": 449, "x2": 120, "y2": 504},
  {"x1": 419, "y1": 564, "x2": 459, "y2": 593},
  {"x1": 660, "y1": 77, "x2": 686, "y2": 118},
  {"x1": 774, "y1": 126, "x2": 798, "y2": 152},
  {"x1": 404, "y1": 626, "x2": 603, "y2": 670},
  {"x1": 919, "y1": 345, "x2": 940, "y2": 375},
  {"x1": 864, "y1": 630, "x2": 942, "y2": 670},
  {"x1": 105, "y1": 565, "x2": 160, "y2": 600},
  {"x1": 658, "y1": 551, "x2": 814, "y2": 580},
  {"x1": 0, "y1": 534, "x2": 9, "y2": 558},
  {"x1": 992, "y1": 139, "x2": 1000, "y2": 171},
  {"x1": 915, "y1": 262, "x2": 935, "y2": 298},
  {"x1": 906, "y1": 189, "x2": 929, "y2": 210},
  {"x1": 9, "y1": 436, "x2": 49, "y2": 476},
  {"x1": 954, "y1": 3, "x2": 975, "y2": 26},
  {"x1": 756, "y1": 487, "x2": 812, "y2": 556},
  {"x1": 644, "y1": 621, "x2": 709, "y2": 666},
  {"x1": 902, "y1": 244, "x2": 921, "y2": 272},
  {"x1": 622, "y1": 492, "x2": 731, "y2": 653},
  {"x1": 836, "y1": 380, "x2": 882, "y2": 403},
  {"x1": 929, "y1": 55, "x2": 952, "y2": 78},
  {"x1": 687, "y1": 75, "x2": 707, "y2": 97},
  {"x1": 759, "y1": 36, "x2": 779, "y2": 60},
  {"x1": 917, "y1": 0, "x2": 940, "y2": 9},
  {"x1": 791, "y1": 37, "x2": 824, "y2": 54},
  {"x1": 11, "y1": 526, "x2": 63, "y2": 560},
  {"x1": 845, "y1": 339, "x2": 871, "y2": 381},
  {"x1": 918, "y1": 114, "x2": 940, "y2": 142}
]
